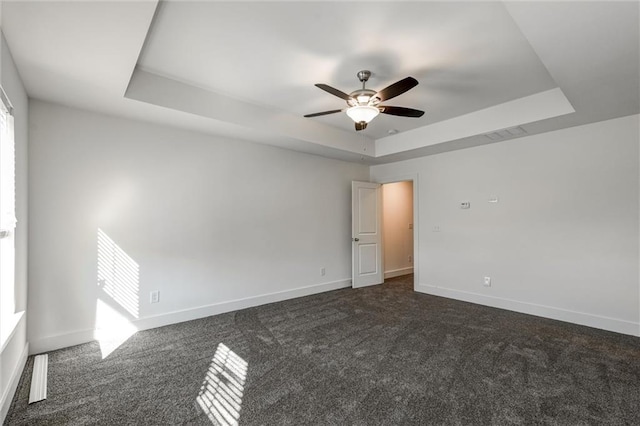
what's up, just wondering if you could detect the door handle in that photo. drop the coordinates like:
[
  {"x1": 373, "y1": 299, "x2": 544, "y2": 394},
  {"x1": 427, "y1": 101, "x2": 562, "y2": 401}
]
[{"x1": 352, "y1": 238, "x2": 359, "y2": 242}]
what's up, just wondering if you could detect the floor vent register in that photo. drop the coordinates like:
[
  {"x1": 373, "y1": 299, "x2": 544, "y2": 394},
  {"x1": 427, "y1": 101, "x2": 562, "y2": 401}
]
[{"x1": 28, "y1": 354, "x2": 48, "y2": 404}]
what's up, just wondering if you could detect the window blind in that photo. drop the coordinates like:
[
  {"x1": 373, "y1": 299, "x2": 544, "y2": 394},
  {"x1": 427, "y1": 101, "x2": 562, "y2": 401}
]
[{"x1": 0, "y1": 88, "x2": 16, "y2": 233}]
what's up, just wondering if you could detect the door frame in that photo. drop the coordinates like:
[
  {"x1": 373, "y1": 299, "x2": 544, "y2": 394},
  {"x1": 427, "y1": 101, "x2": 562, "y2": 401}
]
[{"x1": 376, "y1": 173, "x2": 419, "y2": 291}]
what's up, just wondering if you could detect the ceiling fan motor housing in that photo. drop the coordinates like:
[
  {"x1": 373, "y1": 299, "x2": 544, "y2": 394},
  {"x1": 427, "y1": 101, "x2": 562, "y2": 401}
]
[{"x1": 348, "y1": 89, "x2": 379, "y2": 107}]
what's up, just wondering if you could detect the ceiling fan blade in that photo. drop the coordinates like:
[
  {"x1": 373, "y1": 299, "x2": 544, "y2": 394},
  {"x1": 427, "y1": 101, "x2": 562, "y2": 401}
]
[
  {"x1": 374, "y1": 77, "x2": 418, "y2": 102},
  {"x1": 315, "y1": 84, "x2": 352, "y2": 101},
  {"x1": 304, "y1": 109, "x2": 343, "y2": 118},
  {"x1": 379, "y1": 106, "x2": 425, "y2": 118},
  {"x1": 355, "y1": 121, "x2": 367, "y2": 131}
]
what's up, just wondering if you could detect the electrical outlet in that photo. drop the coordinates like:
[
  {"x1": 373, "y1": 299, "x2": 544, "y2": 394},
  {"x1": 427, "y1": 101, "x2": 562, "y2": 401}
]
[
  {"x1": 408, "y1": 255, "x2": 412, "y2": 263},
  {"x1": 484, "y1": 277, "x2": 491, "y2": 287},
  {"x1": 150, "y1": 291, "x2": 160, "y2": 303},
  {"x1": 320, "y1": 267, "x2": 326, "y2": 276},
  {"x1": 432, "y1": 225, "x2": 441, "y2": 232}
]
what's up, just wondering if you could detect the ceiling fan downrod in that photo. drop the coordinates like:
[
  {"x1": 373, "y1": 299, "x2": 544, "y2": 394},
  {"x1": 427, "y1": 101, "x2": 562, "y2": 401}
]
[{"x1": 350, "y1": 70, "x2": 378, "y2": 107}]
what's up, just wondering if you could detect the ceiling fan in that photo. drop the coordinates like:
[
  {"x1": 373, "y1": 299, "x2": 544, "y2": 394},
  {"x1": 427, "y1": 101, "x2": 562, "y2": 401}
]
[{"x1": 304, "y1": 70, "x2": 425, "y2": 131}]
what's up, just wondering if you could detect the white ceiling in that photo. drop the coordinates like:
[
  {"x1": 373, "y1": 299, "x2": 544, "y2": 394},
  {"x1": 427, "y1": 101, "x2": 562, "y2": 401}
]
[{"x1": 2, "y1": 1, "x2": 638, "y2": 164}]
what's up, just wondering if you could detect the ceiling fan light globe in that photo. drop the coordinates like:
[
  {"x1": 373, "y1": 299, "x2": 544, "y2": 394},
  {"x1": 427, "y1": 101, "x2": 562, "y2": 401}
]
[{"x1": 346, "y1": 105, "x2": 379, "y2": 123}]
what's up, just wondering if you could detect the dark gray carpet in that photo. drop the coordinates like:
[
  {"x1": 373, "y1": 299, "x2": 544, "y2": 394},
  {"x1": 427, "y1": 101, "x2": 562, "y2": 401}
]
[{"x1": 6, "y1": 275, "x2": 640, "y2": 425}]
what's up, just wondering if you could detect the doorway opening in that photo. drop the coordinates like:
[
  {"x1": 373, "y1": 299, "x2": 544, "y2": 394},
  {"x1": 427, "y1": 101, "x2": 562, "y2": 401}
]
[
  {"x1": 351, "y1": 177, "x2": 418, "y2": 290},
  {"x1": 382, "y1": 181, "x2": 414, "y2": 284}
]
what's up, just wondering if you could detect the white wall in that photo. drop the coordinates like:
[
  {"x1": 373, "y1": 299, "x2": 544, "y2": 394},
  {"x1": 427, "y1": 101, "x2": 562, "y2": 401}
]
[
  {"x1": 0, "y1": 30, "x2": 29, "y2": 421},
  {"x1": 372, "y1": 115, "x2": 640, "y2": 336},
  {"x1": 382, "y1": 181, "x2": 413, "y2": 278},
  {"x1": 28, "y1": 100, "x2": 368, "y2": 353}
]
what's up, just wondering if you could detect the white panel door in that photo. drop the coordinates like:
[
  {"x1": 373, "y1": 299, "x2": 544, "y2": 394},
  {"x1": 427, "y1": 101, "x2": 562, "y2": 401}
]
[{"x1": 352, "y1": 181, "x2": 383, "y2": 288}]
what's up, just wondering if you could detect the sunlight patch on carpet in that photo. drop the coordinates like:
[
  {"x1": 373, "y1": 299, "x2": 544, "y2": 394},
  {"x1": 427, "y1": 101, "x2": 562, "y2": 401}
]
[
  {"x1": 94, "y1": 299, "x2": 138, "y2": 359},
  {"x1": 197, "y1": 343, "x2": 248, "y2": 425}
]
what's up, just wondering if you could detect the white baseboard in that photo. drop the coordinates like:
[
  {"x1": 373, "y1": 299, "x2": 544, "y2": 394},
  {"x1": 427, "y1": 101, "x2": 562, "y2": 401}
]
[
  {"x1": 384, "y1": 267, "x2": 414, "y2": 279},
  {"x1": 134, "y1": 278, "x2": 351, "y2": 332},
  {"x1": 0, "y1": 342, "x2": 28, "y2": 424},
  {"x1": 417, "y1": 284, "x2": 640, "y2": 337},
  {"x1": 30, "y1": 279, "x2": 352, "y2": 354},
  {"x1": 30, "y1": 330, "x2": 95, "y2": 355}
]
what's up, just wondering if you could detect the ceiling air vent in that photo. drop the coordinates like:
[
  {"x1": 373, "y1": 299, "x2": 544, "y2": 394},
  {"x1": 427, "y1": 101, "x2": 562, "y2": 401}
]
[{"x1": 484, "y1": 126, "x2": 527, "y2": 141}]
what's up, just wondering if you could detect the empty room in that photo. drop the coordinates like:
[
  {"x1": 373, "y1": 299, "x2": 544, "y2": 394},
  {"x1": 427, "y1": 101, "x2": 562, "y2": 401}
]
[{"x1": 0, "y1": 1, "x2": 638, "y2": 424}]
